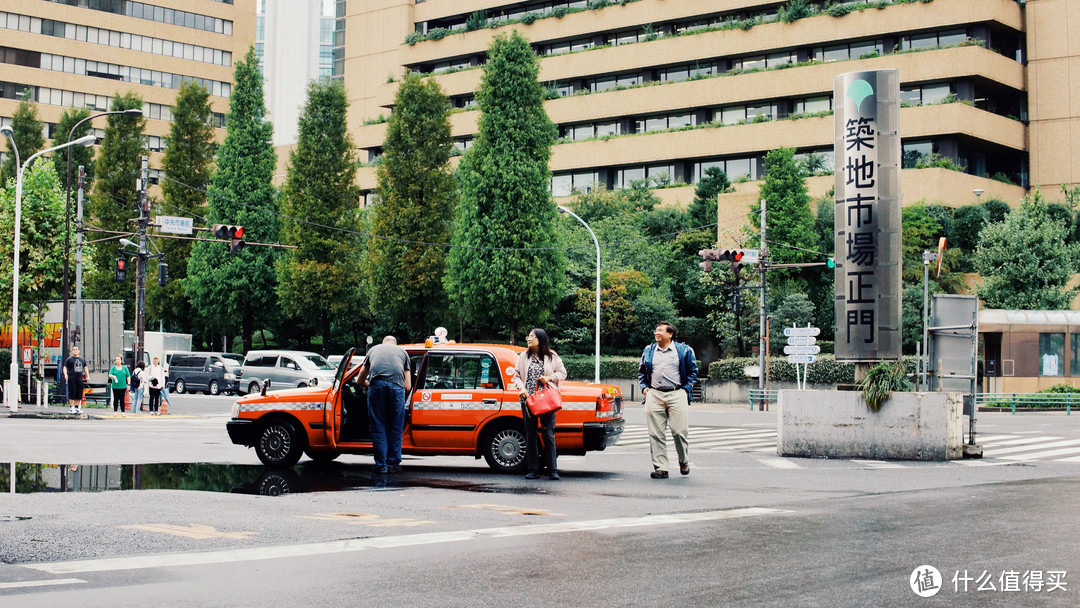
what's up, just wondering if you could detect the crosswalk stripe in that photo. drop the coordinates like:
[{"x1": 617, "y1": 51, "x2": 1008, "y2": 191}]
[
  {"x1": 851, "y1": 460, "x2": 907, "y2": 469},
  {"x1": 998, "y1": 444, "x2": 1080, "y2": 461},
  {"x1": 983, "y1": 436, "x2": 1064, "y2": 448},
  {"x1": 988, "y1": 439, "x2": 1080, "y2": 456}
]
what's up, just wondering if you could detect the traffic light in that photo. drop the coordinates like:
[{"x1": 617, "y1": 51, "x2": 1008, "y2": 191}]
[
  {"x1": 212, "y1": 224, "x2": 245, "y2": 253},
  {"x1": 158, "y1": 261, "x2": 168, "y2": 287},
  {"x1": 114, "y1": 254, "x2": 126, "y2": 282},
  {"x1": 827, "y1": 257, "x2": 835, "y2": 269},
  {"x1": 698, "y1": 249, "x2": 745, "y2": 277}
]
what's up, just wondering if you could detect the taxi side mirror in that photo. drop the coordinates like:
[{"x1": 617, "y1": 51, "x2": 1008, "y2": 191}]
[{"x1": 261, "y1": 378, "x2": 271, "y2": 397}]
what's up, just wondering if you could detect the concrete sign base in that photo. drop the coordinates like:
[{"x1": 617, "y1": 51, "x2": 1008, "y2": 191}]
[{"x1": 778, "y1": 390, "x2": 962, "y2": 461}]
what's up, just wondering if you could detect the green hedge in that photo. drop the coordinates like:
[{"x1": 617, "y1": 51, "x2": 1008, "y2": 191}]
[
  {"x1": 708, "y1": 356, "x2": 917, "y2": 384},
  {"x1": 562, "y1": 355, "x2": 640, "y2": 379}
]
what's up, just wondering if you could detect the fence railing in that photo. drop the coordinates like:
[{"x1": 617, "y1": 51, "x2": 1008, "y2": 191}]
[
  {"x1": 975, "y1": 393, "x2": 1074, "y2": 415},
  {"x1": 748, "y1": 389, "x2": 778, "y2": 410}
]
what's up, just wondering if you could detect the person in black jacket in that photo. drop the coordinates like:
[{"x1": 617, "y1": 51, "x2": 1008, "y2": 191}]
[{"x1": 638, "y1": 322, "x2": 698, "y2": 479}]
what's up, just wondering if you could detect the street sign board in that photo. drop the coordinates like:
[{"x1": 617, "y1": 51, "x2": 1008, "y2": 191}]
[
  {"x1": 21, "y1": 346, "x2": 32, "y2": 365},
  {"x1": 786, "y1": 354, "x2": 817, "y2": 364},
  {"x1": 786, "y1": 336, "x2": 817, "y2": 346},
  {"x1": 784, "y1": 345, "x2": 821, "y2": 355},
  {"x1": 740, "y1": 249, "x2": 760, "y2": 264},
  {"x1": 156, "y1": 216, "x2": 194, "y2": 235},
  {"x1": 784, "y1": 327, "x2": 820, "y2": 337}
]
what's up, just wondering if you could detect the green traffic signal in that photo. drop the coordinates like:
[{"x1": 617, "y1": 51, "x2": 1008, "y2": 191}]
[{"x1": 827, "y1": 257, "x2": 835, "y2": 269}]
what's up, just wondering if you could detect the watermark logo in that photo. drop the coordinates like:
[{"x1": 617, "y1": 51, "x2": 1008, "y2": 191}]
[{"x1": 911, "y1": 565, "x2": 943, "y2": 598}]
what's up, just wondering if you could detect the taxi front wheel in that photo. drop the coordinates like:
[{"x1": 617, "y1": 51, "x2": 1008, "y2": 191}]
[
  {"x1": 481, "y1": 421, "x2": 527, "y2": 474},
  {"x1": 255, "y1": 419, "x2": 304, "y2": 467}
]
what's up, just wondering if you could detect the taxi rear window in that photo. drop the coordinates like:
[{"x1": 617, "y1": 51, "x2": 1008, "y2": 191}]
[{"x1": 421, "y1": 353, "x2": 502, "y2": 391}]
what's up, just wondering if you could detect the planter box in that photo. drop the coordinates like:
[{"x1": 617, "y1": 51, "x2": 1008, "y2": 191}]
[{"x1": 778, "y1": 390, "x2": 963, "y2": 460}]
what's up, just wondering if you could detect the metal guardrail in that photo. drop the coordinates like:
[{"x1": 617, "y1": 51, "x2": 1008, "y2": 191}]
[
  {"x1": 748, "y1": 389, "x2": 778, "y2": 410},
  {"x1": 976, "y1": 393, "x2": 1074, "y2": 415}
]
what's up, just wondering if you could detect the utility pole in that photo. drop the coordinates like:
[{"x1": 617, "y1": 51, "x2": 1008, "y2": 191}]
[
  {"x1": 134, "y1": 156, "x2": 149, "y2": 368},
  {"x1": 758, "y1": 198, "x2": 767, "y2": 411}
]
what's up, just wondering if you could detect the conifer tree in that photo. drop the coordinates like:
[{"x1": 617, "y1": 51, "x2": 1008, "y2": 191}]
[
  {"x1": 368, "y1": 72, "x2": 457, "y2": 338},
  {"x1": 1, "y1": 89, "x2": 45, "y2": 186},
  {"x1": 187, "y1": 47, "x2": 279, "y2": 352},
  {"x1": 85, "y1": 92, "x2": 146, "y2": 322},
  {"x1": 51, "y1": 108, "x2": 96, "y2": 193},
  {"x1": 446, "y1": 32, "x2": 566, "y2": 342},
  {"x1": 277, "y1": 79, "x2": 362, "y2": 351},
  {"x1": 150, "y1": 81, "x2": 216, "y2": 340}
]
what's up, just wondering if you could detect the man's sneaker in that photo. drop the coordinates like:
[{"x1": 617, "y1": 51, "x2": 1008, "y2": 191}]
[{"x1": 69, "y1": 406, "x2": 76, "y2": 414}]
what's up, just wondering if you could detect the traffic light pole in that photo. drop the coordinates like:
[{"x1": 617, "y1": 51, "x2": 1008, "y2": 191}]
[{"x1": 134, "y1": 156, "x2": 148, "y2": 368}]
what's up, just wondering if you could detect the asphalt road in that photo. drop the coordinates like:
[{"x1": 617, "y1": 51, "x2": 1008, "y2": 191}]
[{"x1": 1, "y1": 395, "x2": 1078, "y2": 606}]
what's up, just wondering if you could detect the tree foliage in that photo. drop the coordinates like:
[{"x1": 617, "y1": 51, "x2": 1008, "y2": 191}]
[
  {"x1": 50, "y1": 108, "x2": 96, "y2": 195},
  {"x1": 975, "y1": 190, "x2": 1080, "y2": 310},
  {"x1": 150, "y1": 81, "x2": 216, "y2": 341},
  {"x1": 688, "y1": 166, "x2": 731, "y2": 231},
  {"x1": 277, "y1": 79, "x2": 362, "y2": 350},
  {"x1": 85, "y1": 92, "x2": 146, "y2": 323},
  {"x1": 187, "y1": 47, "x2": 279, "y2": 352},
  {"x1": 446, "y1": 32, "x2": 565, "y2": 342},
  {"x1": 1, "y1": 89, "x2": 45, "y2": 186},
  {"x1": 754, "y1": 147, "x2": 817, "y2": 268},
  {"x1": 0, "y1": 162, "x2": 65, "y2": 340},
  {"x1": 369, "y1": 72, "x2": 457, "y2": 337}
]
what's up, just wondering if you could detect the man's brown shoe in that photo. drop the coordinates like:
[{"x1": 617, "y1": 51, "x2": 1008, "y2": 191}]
[
  {"x1": 680, "y1": 462, "x2": 690, "y2": 476},
  {"x1": 650, "y1": 470, "x2": 669, "y2": 479}
]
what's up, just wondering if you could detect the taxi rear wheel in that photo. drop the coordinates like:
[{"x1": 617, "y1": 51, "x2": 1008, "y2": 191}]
[
  {"x1": 481, "y1": 421, "x2": 527, "y2": 474},
  {"x1": 255, "y1": 419, "x2": 304, "y2": 467}
]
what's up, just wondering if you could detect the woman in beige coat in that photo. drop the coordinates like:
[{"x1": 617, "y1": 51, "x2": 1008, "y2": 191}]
[{"x1": 512, "y1": 328, "x2": 567, "y2": 480}]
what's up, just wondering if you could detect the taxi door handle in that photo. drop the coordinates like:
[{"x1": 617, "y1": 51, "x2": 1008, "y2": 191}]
[{"x1": 482, "y1": 399, "x2": 498, "y2": 405}]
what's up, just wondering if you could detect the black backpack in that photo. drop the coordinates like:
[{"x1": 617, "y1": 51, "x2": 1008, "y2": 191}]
[{"x1": 131, "y1": 370, "x2": 141, "y2": 390}]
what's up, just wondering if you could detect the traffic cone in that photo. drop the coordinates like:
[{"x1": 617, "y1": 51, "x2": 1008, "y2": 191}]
[
  {"x1": 124, "y1": 390, "x2": 131, "y2": 414},
  {"x1": 80, "y1": 388, "x2": 87, "y2": 413},
  {"x1": 161, "y1": 394, "x2": 169, "y2": 415}
]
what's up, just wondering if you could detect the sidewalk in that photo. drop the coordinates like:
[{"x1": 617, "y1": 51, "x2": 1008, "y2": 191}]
[{"x1": 2, "y1": 402, "x2": 171, "y2": 420}]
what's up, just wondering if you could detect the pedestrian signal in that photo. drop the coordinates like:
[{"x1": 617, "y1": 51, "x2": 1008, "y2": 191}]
[
  {"x1": 115, "y1": 255, "x2": 126, "y2": 282},
  {"x1": 158, "y1": 261, "x2": 168, "y2": 287}
]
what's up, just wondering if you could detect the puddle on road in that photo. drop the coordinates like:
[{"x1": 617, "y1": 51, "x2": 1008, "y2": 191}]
[{"x1": 0, "y1": 462, "x2": 546, "y2": 496}]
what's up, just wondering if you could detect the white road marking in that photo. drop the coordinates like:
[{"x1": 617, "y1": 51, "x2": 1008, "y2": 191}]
[
  {"x1": 26, "y1": 508, "x2": 789, "y2": 574},
  {"x1": 983, "y1": 436, "x2": 1064, "y2": 449},
  {"x1": 851, "y1": 460, "x2": 907, "y2": 469},
  {"x1": 989, "y1": 439, "x2": 1080, "y2": 456},
  {"x1": 0, "y1": 578, "x2": 86, "y2": 589},
  {"x1": 999, "y1": 444, "x2": 1080, "y2": 461},
  {"x1": 758, "y1": 458, "x2": 803, "y2": 469}
]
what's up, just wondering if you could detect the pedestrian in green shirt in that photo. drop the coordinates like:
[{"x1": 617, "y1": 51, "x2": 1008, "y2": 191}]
[{"x1": 108, "y1": 356, "x2": 131, "y2": 414}]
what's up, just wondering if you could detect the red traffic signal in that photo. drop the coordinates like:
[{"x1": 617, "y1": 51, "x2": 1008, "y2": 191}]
[
  {"x1": 212, "y1": 224, "x2": 246, "y2": 253},
  {"x1": 115, "y1": 255, "x2": 126, "y2": 282},
  {"x1": 212, "y1": 224, "x2": 244, "y2": 239}
]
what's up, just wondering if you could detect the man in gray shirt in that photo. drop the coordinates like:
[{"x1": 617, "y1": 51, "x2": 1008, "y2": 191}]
[
  {"x1": 637, "y1": 322, "x2": 698, "y2": 479},
  {"x1": 358, "y1": 336, "x2": 412, "y2": 474}
]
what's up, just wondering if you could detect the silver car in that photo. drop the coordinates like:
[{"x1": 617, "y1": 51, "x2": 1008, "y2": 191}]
[{"x1": 239, "y1": 350, "x2": 337, "y2": 395}]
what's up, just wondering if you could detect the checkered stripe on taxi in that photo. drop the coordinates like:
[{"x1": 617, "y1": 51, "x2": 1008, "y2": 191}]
[
  {"x1": 412, "y1": 399, "x2": 596, "y2": 411},
  {"x1": 236, "y1": 401, "x2": 324, "y2": 413}
]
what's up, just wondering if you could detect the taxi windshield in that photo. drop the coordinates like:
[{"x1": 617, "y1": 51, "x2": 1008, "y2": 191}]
[{"x1": 301, "y1": 354, "x2": 335, "y2": 371}]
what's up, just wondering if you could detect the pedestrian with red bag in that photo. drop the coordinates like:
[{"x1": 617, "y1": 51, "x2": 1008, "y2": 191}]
[{"x1": 512, "y1": 328, "x2": 567, "y2": 480}]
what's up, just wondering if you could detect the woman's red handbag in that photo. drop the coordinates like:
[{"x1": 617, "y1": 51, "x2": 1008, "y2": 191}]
[{"x1": 526, "y1": 387, "x2": 562, "y2": 416}]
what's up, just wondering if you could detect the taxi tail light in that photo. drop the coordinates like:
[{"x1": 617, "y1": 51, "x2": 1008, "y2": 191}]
[{"x1": 596, "y1": 390, "x2": 619, "y2": 418}]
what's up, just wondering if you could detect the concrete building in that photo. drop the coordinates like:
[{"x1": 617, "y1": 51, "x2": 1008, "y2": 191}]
[
  {"x1": 0, "y1": 0, "x2": 254, "y2": 174},
  {"x1": 257, "y1": 0, "x2": 337, "y2": 146},
  {"x1": 342, "y1": 0, "x2": 1077, "y2": 227}
]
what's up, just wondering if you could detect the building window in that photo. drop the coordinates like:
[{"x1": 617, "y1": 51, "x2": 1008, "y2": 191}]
[
  {"x1": 1071, "y1": 335, "x2": 1080, "y2": 377},
  {"x1": 1040, "y1": 333, "x2": 1065, "y2": 376}
]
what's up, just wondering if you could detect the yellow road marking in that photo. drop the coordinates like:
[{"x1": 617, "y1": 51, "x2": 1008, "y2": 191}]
[
  {"x1": 297, "y1": 512, "x2": 435, "y2": 527},
  {"x1": 442, "y1": 503, "x2": 563, "y2": 516},
  {"x1": 119, "y1": 523, "x2": 258, "y2": 539}
]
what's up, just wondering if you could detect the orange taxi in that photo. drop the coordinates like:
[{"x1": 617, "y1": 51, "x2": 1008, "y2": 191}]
[{"x1": 226, "y1": 343, "x2": 624, "y2": 472}]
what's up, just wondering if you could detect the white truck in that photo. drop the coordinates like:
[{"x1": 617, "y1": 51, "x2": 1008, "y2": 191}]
[{"x1": 123, "y1": 331, "x2": 193, "y2": 366}]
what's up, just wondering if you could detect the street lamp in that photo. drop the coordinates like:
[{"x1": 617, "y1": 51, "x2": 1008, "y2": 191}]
[
  {"x1": 1, "y1": 126, "x2": 97, "y2": 411},
  {"x1": 557, "y1": 205, "x2": 601, "y2": 383},
  {"x1": 61, "y1": 108, "x2": 142, "y2": 400}
]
